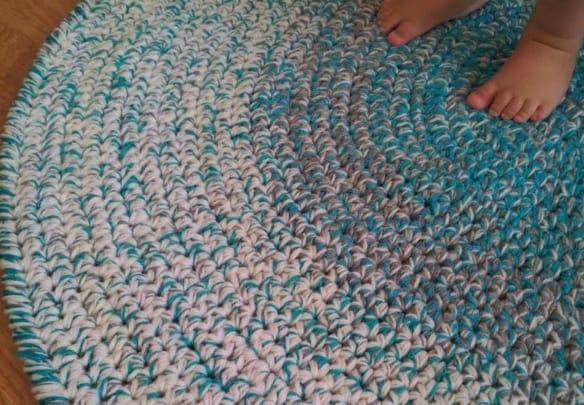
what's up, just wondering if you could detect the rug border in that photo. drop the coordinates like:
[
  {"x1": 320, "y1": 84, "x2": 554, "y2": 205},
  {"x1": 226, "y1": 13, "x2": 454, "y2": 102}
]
[{"x1": 0, "y1": 0, "x2": 101, "y2": 403}]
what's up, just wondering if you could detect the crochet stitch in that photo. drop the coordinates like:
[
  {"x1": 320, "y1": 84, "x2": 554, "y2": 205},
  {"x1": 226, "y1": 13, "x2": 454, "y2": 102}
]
[{"x1": 1, "y1": 0, "x2": 583, "y2": 403}]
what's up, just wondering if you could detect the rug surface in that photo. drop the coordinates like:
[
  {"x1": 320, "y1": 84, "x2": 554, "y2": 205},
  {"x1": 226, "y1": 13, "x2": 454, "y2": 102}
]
[{"x1": 1, "y1": 0, "x2": 583, "y2": 403}]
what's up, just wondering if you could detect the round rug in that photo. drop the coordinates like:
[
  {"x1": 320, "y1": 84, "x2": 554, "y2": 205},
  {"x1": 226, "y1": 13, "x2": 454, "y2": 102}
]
[{"x1": 1, "y1": 0, "x2": 583, "y2": 403}]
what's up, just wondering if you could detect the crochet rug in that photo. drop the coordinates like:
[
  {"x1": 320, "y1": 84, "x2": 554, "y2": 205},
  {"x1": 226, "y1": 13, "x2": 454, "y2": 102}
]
[{"x1": 1, "y1": 0, "x2": 583, "y2": 403}]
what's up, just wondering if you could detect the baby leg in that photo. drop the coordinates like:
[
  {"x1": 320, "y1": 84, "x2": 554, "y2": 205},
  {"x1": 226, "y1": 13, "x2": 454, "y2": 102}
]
[{"x1": 467, "y1": 0, "x2": 584, "y2": 121}]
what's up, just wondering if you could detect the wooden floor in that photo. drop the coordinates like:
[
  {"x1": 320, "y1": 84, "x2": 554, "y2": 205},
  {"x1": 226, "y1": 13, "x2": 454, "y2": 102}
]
[{"x1": 0, "y1": 0, "x2": 79, "y2": 403}]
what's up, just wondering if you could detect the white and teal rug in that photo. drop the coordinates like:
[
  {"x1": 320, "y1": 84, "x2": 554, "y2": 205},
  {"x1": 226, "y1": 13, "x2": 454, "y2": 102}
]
[{"x1": 1, "y1": 0, "x2": 583, "y2": 403}]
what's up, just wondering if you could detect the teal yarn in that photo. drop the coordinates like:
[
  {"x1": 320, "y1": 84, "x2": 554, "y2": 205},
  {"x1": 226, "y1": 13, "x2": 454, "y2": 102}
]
[{"x1": 1, "y1": 0, "x2": 583, "y2": 403}]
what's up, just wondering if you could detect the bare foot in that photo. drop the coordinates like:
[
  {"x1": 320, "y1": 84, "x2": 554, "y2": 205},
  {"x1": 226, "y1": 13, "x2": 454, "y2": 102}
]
[
  {"x1": 467, "y1": 36, "x2": 579, "y2": 122},
  {"x1": 467, "y1": 0, "x2": 584, "y2": 122},
  {"x1": 377, "y1": 0, "x2": 487, "y2": 46}
]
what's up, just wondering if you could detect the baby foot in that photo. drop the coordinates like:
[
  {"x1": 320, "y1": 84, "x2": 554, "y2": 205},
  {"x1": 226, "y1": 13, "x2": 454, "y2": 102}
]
[
  {"x1": 378, "y1": 0, "x2": 487, "y2": 46},
  {"x1": 467, "y1": 35, "x2": 579, "y2": 122}
]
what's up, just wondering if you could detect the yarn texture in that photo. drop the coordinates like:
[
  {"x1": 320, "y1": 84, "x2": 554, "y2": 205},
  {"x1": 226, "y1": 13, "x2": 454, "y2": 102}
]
[{"x1": 1, "y1": 0, "x2": 583, "y2": 403}]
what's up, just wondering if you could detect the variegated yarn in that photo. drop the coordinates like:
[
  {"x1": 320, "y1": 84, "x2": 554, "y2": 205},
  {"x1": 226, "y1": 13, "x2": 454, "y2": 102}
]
[{"x1": 1, "y1": 0, "x2": 583, "y2": 403}]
